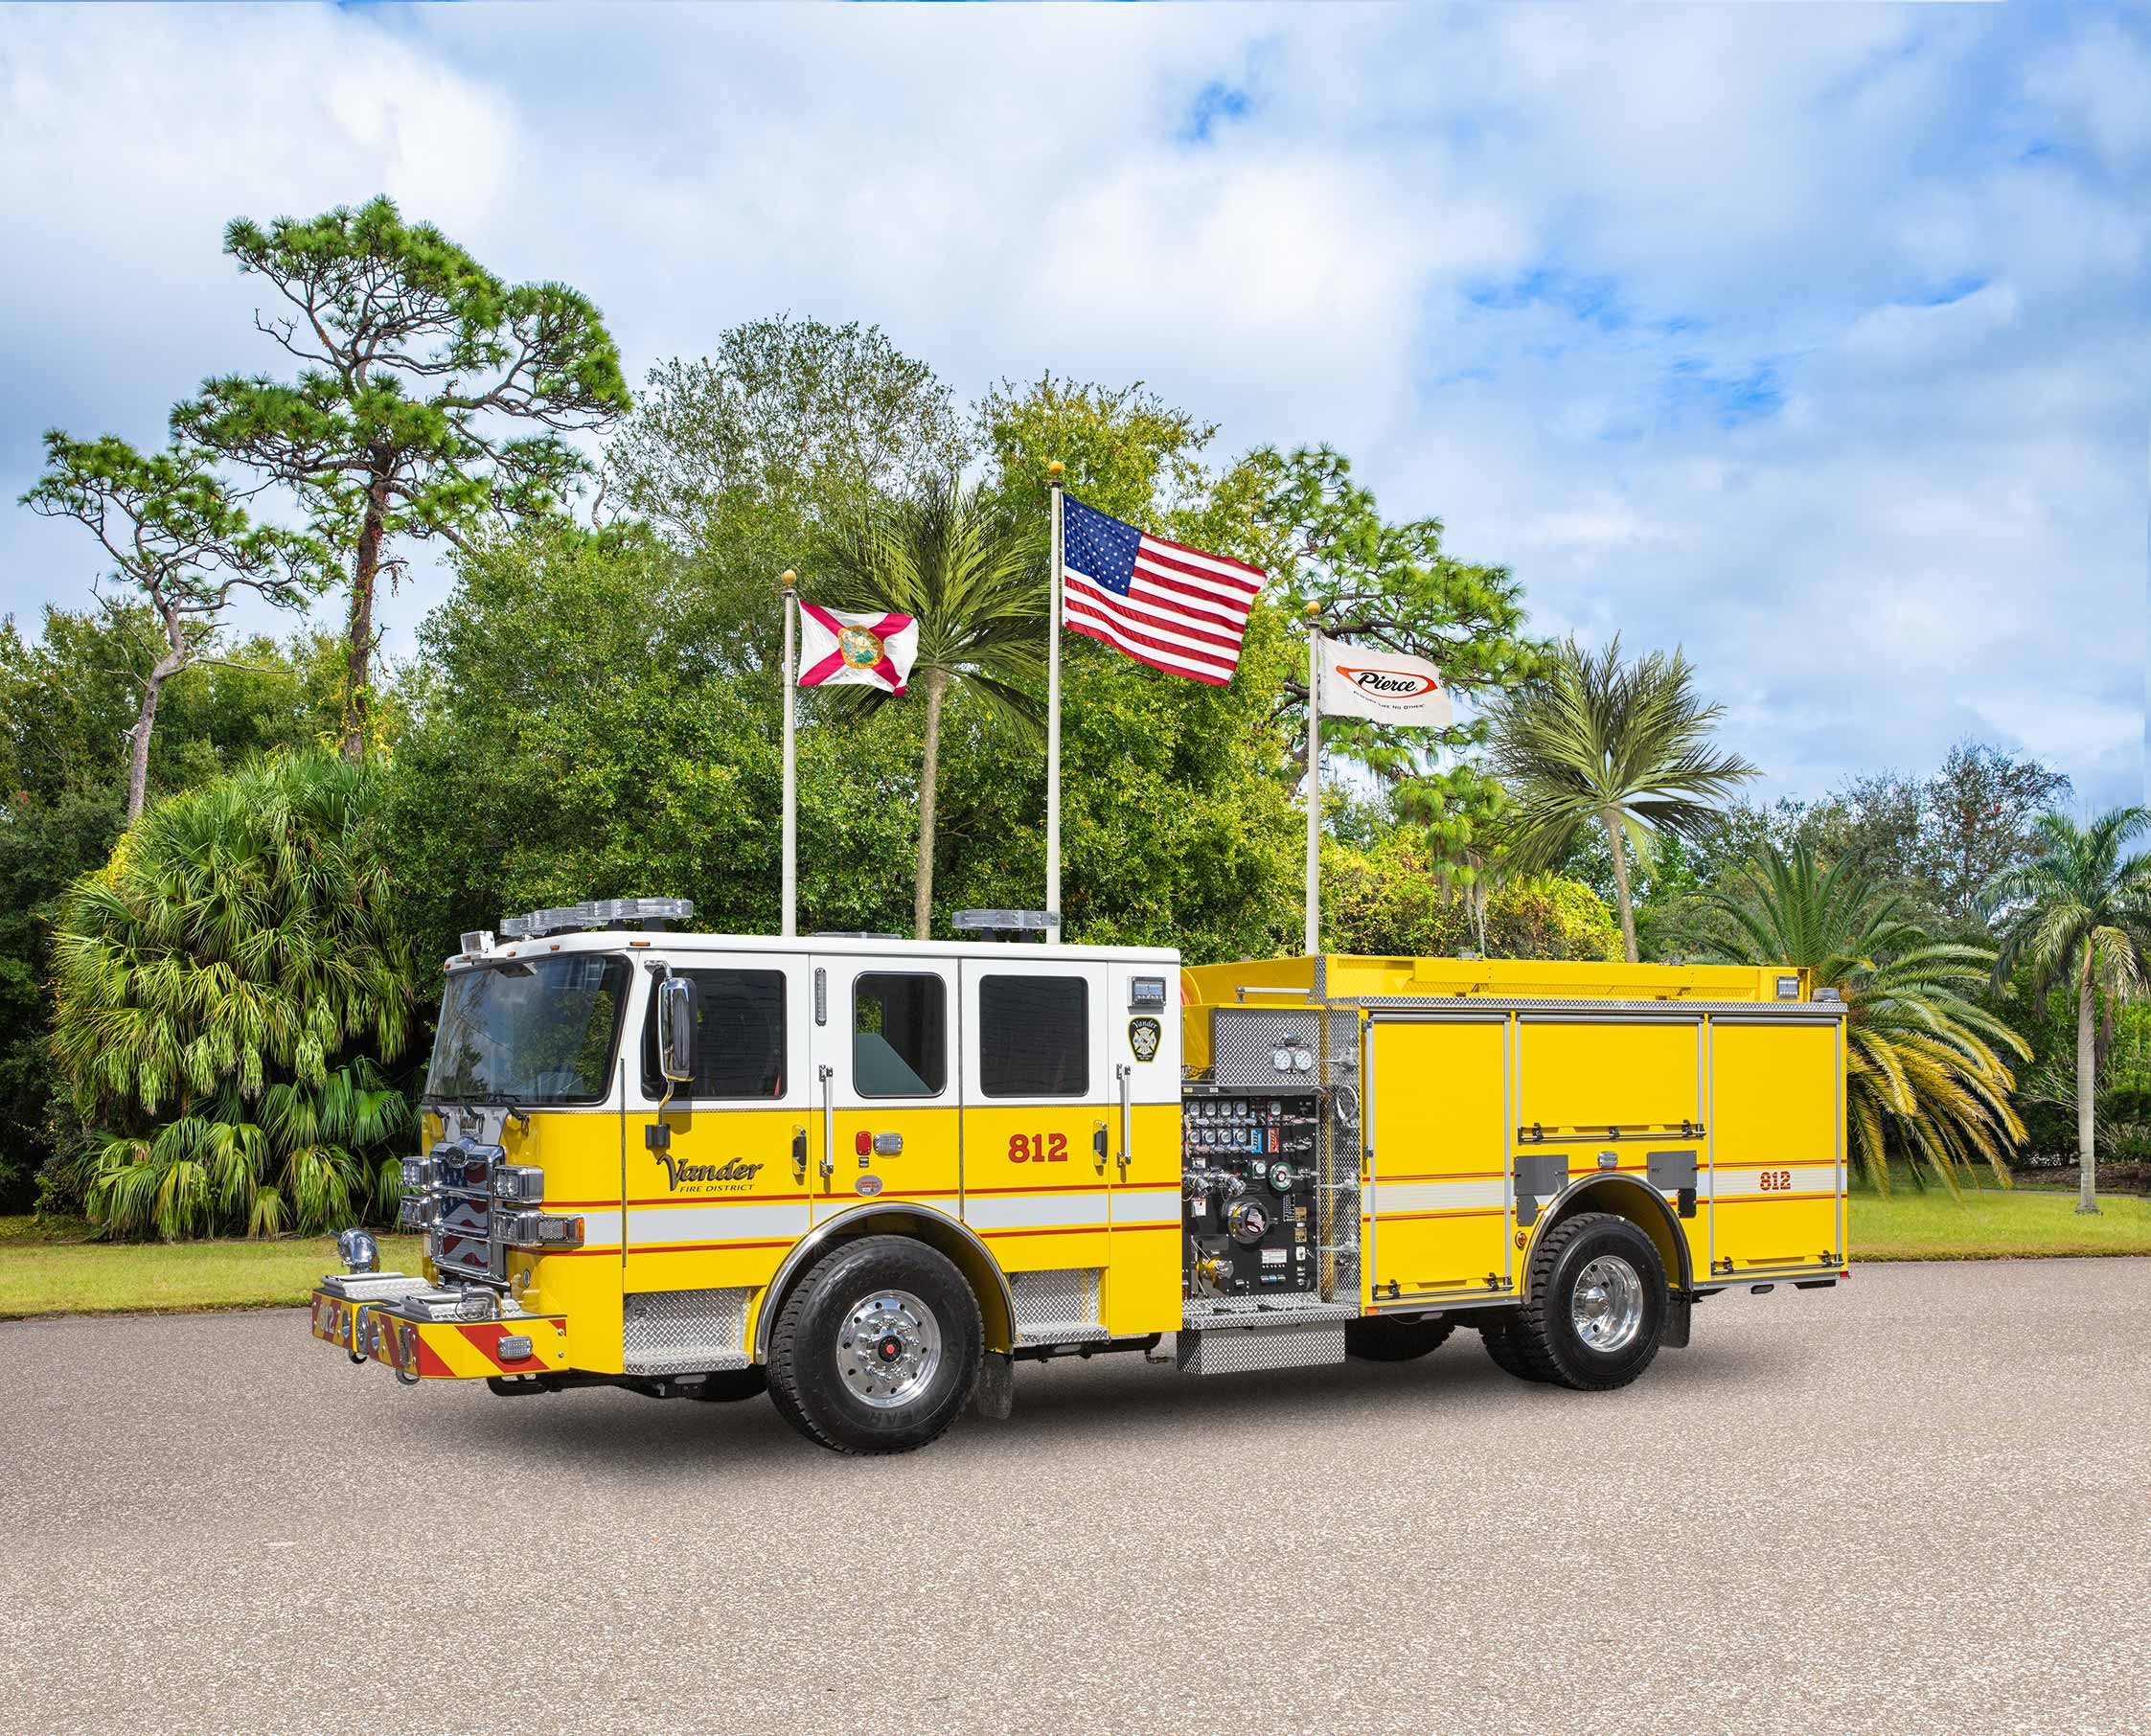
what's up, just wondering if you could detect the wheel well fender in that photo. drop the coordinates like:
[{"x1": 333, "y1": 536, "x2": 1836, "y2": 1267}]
[
  {"x1": 749, "y1": 1204, "x2": 1016, "y2": 1360},
  {"x1": 1525, "y1": 1174, "x2": 1692, "y2": 1300}
]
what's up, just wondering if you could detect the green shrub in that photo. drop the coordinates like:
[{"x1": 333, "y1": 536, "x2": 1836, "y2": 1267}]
[
  {"x1": 50, "y1": 752, "x2": 420, "y2": 1239},
  {"x1": 1321, "y1": 832, "x2": 1619, "y2": 961}
]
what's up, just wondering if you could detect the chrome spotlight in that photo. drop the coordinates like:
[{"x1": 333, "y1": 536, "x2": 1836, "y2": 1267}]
[{"x1": 335, "y1": 1228, "x2": 379, "y2": 1275}]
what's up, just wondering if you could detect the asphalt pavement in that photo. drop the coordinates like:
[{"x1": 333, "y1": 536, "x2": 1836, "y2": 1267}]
[{"x1": 3, "y1": 1258, "x2": 2146, "y2": 1736}]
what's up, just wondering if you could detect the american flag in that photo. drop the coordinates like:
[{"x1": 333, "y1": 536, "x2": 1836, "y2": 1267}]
[{"x1": 1060, "y1": 494, "x2": 1264, "y2": 685}]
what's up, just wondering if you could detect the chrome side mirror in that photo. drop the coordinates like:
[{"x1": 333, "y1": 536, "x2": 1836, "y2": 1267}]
[{"x1": 656, "y1": 976, "x2": 697, "y2": 1084}]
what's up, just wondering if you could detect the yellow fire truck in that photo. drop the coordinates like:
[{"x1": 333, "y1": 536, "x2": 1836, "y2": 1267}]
[{"x1": 311, "y1": 898, "x2": 1848, "y2": 1453}]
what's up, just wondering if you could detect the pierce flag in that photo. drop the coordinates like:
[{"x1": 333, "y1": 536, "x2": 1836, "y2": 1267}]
[
  {"x1": 797, "y1": 605, "x2": 919, "y2": 695},
  {"x1": 1316, "y1": 633, "x2": 1453, "y2": 728}
]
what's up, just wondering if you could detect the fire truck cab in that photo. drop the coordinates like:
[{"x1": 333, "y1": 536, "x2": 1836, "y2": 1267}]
[{"x1": 312, "y1": 899, "x2": 1848, "y2": 1453}]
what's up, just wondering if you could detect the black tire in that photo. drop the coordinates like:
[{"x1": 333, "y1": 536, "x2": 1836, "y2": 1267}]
[
  {"x1": 1513, "y1": 1211, "x2": 1666, "y2": 1391},
  {"x1": 686, "y1": 1366, "x2": 768, "y2": 1404},
  {"x1": 1345, "y1": 1316, "x2": 1456, "y2": 1361},
  {"x1": 1477, "y1": 1315, "x2": 1553, "y2": 1382},
  {"x1": 767, "y1": 1236, "x2": 982, "y2": 1454}
]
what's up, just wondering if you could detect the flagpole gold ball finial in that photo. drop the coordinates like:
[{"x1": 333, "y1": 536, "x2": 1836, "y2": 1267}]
[
  {"x1": 781, "y1": 570, "x2": 796, "y2": 589},
  {"x1": 1305, "y1": 603, "x2": 1320, "y2": 621},
  {"x1": 1048, "y1": 460, "x2": 1064, "y2": 480}
]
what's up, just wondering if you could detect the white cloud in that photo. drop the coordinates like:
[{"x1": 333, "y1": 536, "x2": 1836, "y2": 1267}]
[{"x1": 0, "y1": 2, "x2": 2143, "y2": 813}]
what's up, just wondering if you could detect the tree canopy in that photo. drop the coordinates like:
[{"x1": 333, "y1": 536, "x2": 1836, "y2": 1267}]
[{"x1": 175, "y1": 196, "x2": 631, "y2": 758}]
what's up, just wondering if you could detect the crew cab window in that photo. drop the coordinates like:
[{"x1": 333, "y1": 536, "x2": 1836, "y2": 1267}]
[
  {"x1": 978, "y1": 975, "x2": 1089, "y2": 1097},
  {"x1": 854, "y1": 973, "x2": 947, "y2": 1097},
  {"x1": 641, "y1": 969, "x2": 788, "y2": 1099}
]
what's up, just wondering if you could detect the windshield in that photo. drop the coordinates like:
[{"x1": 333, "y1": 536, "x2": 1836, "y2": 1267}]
[{"x1": 425, "y1": 954, "x2": 632, "y2": 1106}]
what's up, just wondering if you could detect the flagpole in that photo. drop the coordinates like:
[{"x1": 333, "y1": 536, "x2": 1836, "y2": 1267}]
[
  {"x1": 1046, "y1": 460, "x2": 1064, "y2": 945},
  {"x1": 780, "y1": 569, "x2": 798, "y2": 940},
  {"x1": 1304, "y1": 605, "x2": 1322, "y2": 959}
]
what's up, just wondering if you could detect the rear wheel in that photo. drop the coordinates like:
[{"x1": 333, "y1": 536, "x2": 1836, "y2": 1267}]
[
  {"x1": 1345, "y1": 1316, "x2": 1456, "y2": 1361},
  {"x1": 768, "y1": 1236, "x2": 982, "y2": 1454},
  {"x1": 1513, "y1": 1211, "x2": 1666, "y2": 1391},
  {"x1": 1477, "y1": 1315, "x2": 1551, "y2": 1382}
]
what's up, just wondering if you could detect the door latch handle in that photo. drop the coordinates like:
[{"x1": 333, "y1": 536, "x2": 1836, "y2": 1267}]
[
  {"x1": 790, "y1": 1126, "x2": 807, "y2": 1181},
  {"x1": 1092, "y1": 1122, "x2": 1109, "y2": 1171},
  {"x1": 817, "y1": 1065, "x2": 835, "y2": 1180},
  {"x1": 1116, "y1": 1062, "x2": 1133, "y2": 1176}
]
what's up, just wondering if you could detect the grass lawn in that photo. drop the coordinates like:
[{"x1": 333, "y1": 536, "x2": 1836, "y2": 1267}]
[
  {"x1": 0, "y1": 1217, "x2": 424, "y2": 1320},
  {"x1": 1850, "y1": 1183, "x2": 2151, "y2": 1261},
  {"x1": 4, "y1": 1183, "x2": 2147, "y2": 1320}
]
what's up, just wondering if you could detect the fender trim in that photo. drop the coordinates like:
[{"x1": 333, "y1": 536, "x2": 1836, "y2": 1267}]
[
  {"x1": 1525, "y1": 1171, "x2": 1695, "y2": 1299},
  {"x1": 749, "y1": 1202, "x2": 1017, "y2": 1361}
]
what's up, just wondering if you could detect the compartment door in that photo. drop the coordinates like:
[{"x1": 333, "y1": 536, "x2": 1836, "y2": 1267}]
[
  {"x1": 1365, "y1": 1016, "x2": 1512, "y2": 1303},
  {"x1": 1515, "y1": 1016, "x2": 1702, "y2": 1141},
  {"x1": 1707, "y1": 1018, "x2": 1843, "y2": 1276}
]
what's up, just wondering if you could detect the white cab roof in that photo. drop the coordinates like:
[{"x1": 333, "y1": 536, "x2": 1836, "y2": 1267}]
[{"x1": 448, "y1": 928, "x2": 1180, "y2": 970}]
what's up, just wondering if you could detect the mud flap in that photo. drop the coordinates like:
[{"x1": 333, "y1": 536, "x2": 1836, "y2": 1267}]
[
  {"x1": 1662, "y1": 1287, "x2": 1693, "y2": 1351},
  {"x1": 973, "y1": 1350, "x2": 1015, "y2": 1420}
]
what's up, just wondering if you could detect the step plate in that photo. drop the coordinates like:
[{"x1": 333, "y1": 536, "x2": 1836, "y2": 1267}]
[{"x1": 1177, "y1": 1319, "x2": 1347, "y2": 1376}]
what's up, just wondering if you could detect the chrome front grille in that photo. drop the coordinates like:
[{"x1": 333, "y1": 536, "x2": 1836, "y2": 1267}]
[{"x1": 408, "y1": 1136, "x2": 509, "y2": 1285}]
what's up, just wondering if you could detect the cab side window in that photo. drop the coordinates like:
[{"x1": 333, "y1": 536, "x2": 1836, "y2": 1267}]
[
  {"x1": 641, "y1": 969, "x2": 788, "y2": 1099},
  {"x1": 854, "y1": 972, "x2": 947, "y2": 1097},
  {"x1": 978, "y1": 975, "x2": 1088, "y2": 1097}
]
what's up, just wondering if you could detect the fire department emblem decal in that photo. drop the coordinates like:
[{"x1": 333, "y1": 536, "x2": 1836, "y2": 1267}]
[
  {"x1": 837, "y1": 625, "x2": 884, "y2": 668},
  {"x1": 1128, "y1": 1016, "x2": 1160, "y2": 1062}
]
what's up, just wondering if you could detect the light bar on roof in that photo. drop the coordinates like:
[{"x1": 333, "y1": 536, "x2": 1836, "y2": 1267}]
[{"x1": 498, "y1": 897, "x2": 694, "y2": 940}]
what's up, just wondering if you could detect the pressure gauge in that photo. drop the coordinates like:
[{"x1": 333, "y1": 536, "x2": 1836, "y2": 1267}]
[{"x1": 1269, "y1": 1162, "x2": 1293, "y2": 1194}]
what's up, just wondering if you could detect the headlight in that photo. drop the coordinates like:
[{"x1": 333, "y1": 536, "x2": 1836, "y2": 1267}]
[
  {"x1": 335, "y1": 1228, "x2": 378, "y2": 1274},
  {"x1": 400, "y1": 1156, "x2": 425, "y2": 1190},
  {"x1": 502, "y1": 1211, "x2": 584, "y2": 1249},
  {"x1": 492, "y1": 1165, "x2": 545, "y2": 1203}
]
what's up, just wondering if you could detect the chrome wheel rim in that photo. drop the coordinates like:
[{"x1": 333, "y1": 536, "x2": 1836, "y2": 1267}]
[
  {"x1": 839, "y1": 1289, "x2": 943, "y2": 1408},
  {"x1": 1570, "y1": 1254, "x2": 1644, "y2": 1354}
]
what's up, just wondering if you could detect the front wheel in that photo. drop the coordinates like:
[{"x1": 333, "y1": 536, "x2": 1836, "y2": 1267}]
[
  {"x1": 1513, "y1": 1211, "x2": 1666, "y2": 1391},
  {"x1": 767, "y1": 1236, "x2": 982, "y2": 1454}
]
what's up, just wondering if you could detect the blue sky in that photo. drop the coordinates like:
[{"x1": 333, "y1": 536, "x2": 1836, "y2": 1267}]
[{"x1": 2, "y1": 3, "x2": 2145, "y2": 809}]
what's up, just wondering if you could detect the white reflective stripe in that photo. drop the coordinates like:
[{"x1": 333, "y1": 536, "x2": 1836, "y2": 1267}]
[
  {"x1": 809, "y1": 1196, "x2": 959, "y2": 1229},
  {"x1": 1370, "y1": 1178, "x2": 1507, "y2": 1214},
  {"x1": 574, "y1": 1209, "x2": 623, "y2": 1245},
  {"x1": 626, "y1": 1201, "x2": 812, "y2": 1245},
  {"x1": 1112, "y1": 1185, "x2": 1180, "y2": 1226},
  {"x1": 1701, "y1": 1165, "x2": 1839, "y2": 1200},
  {"x1": 964, "y1": 1191, "x2": 1110, "y2": 1232}
]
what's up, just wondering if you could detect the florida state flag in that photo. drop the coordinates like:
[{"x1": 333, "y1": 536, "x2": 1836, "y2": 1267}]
[{"x1": 796, "y1": 605, "x2": 919, "y2": 695}]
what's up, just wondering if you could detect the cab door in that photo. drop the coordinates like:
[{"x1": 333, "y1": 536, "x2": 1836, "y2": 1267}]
[
  {"x1": 811, "y1": 955, "x2": 962, "y2": 1226},
  {"x1": 630, "y1": 954, "x2": 814, "y2": 1296},
  {"x1": 958, "y1": 959, "x2": 1112, "y2": 1342}
]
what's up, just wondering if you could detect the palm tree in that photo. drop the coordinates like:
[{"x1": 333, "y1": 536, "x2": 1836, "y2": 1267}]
[
  {"x1": 51, "y1": 751, "x2": 419, "y2": 1238},
  {"x1": 1485, "y1": 635, "x2": 1755, "y2": 962},
  {"x1": 1985, "y1": 809, "x2": 2151, "y2": 1214},
  {"x1": 1704, "y1": 840, "x2": 2026, "y2": 1195},
  {"x1": 822, "y1": 478, "x2": 1045, "y2": 939}
]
